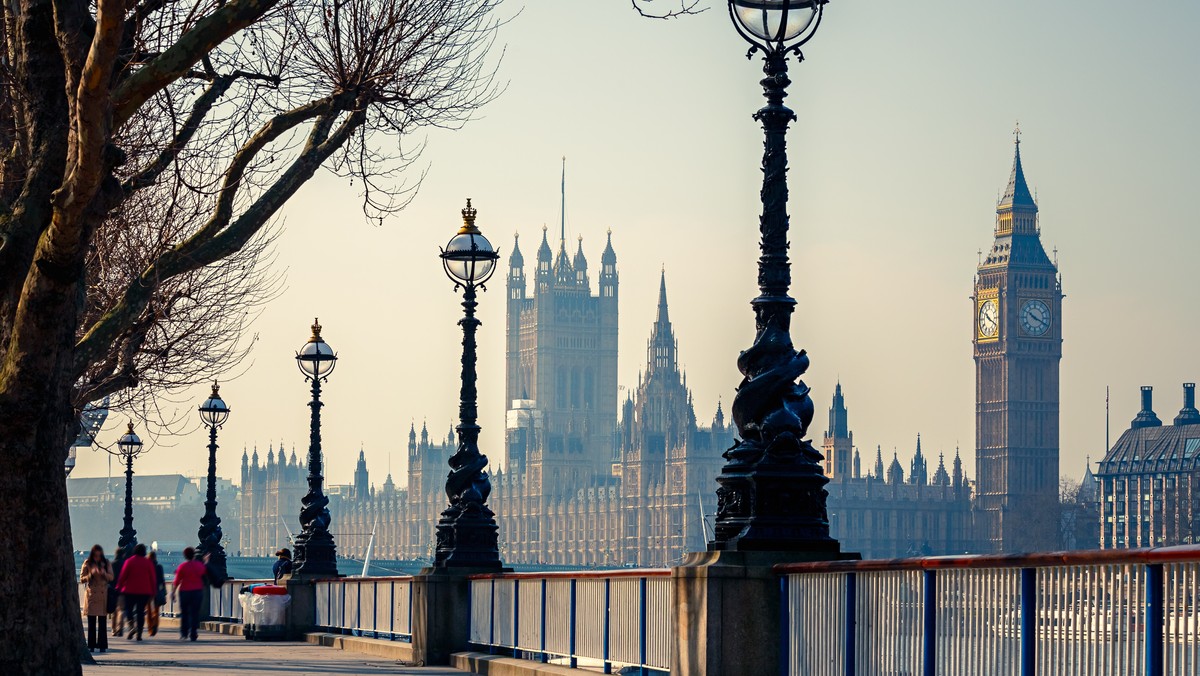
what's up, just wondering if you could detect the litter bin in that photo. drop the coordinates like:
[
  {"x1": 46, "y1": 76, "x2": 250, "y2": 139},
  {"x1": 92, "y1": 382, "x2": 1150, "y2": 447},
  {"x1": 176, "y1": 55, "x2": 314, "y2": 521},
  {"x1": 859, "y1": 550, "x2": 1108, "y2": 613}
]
[{"x1": 241, "y1": 584, "x2": 290, "y2": 641}]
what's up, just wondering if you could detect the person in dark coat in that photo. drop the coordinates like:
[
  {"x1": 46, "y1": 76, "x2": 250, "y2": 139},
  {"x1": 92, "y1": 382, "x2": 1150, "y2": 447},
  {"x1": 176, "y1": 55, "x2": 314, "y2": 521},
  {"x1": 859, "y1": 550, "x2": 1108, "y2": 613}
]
[
  {"x1": 146, "y1": 550, "x2": 167, "y2": 636},
  {"x1": 109, "y1": 546, "x2": 125, "y2": 637},
  {"x1": 115, "y1": 544, "x2": 157, "y2": 640},
  {"x1": 272, "y1": 548, "x2": 292, "y2": 582}
]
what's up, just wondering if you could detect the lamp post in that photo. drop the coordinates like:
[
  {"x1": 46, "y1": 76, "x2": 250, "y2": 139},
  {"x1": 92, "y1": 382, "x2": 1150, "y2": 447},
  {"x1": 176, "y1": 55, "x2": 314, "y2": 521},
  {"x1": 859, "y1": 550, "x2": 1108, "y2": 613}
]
[
  {"x1": 197, "y1": 382, "x2": 231, "y2": 584},
  {"x1": 292, "y1": 319, "x2": 339, "y2": 576},
  {"x1": 112, "y1": 423, "x2": 146, "y2": 551},
  {"x1": 434, "y1": 199, "x2": 503, "y2": 570},
  {"x1": 710, "y1": 0, "x2": 841, "y2": 553}
]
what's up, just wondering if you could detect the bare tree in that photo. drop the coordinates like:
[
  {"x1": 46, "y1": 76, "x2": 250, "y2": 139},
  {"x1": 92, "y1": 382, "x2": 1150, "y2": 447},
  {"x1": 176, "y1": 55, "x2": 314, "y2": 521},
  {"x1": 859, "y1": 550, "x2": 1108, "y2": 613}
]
[{"x1": 0, "y1": 0, "x2": 504, "y2": 671}]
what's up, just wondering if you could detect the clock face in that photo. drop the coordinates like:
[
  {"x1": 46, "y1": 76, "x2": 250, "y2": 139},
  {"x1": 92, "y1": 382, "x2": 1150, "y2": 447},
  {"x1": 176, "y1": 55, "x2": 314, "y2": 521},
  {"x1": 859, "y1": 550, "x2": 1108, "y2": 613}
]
[
  {"x1": 1020, "y1": 299, "x2": 1052, "y2": 336},
  {"x1": 978, "y1": 299, "x2": 999, "y2": 338}
]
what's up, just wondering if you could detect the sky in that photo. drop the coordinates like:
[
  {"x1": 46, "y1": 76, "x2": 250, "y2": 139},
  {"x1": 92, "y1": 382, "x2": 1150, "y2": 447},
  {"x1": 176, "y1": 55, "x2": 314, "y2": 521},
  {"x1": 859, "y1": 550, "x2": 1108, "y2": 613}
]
[{"x1": 73, "y1": 1, "x2": 1200, "y2": 491}]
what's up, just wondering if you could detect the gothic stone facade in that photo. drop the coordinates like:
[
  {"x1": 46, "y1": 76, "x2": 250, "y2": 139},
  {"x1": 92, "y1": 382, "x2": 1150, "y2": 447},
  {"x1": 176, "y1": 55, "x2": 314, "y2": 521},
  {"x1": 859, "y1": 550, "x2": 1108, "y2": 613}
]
[{"x1": 823, "y1": 383, "x2": 975, "y2": 558}]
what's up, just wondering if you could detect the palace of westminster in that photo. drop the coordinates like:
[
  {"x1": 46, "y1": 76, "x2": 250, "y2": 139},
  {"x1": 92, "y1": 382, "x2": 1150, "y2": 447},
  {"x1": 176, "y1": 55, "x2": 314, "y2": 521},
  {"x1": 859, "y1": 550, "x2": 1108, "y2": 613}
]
[{"x1": 233, "y1": 141, "x2": 1198, "y2": 565}]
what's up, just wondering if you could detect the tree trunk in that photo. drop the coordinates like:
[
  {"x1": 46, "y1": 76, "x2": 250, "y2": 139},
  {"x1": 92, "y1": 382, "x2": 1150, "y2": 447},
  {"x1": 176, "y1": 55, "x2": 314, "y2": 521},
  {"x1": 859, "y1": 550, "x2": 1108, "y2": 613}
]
[{"x1": 0, "y1": 402, "x2": 85, "y2": 675}]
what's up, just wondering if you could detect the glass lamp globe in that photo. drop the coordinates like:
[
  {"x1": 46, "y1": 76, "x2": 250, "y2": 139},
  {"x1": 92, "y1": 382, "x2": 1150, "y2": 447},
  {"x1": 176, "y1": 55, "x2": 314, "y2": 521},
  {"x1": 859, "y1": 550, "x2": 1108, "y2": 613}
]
[
  {"x1": 441, "y1": 199, "x2": 499, "y2": 286},
  {"x1": 117, "y1": 422, "x2": 143, "y2": 456},
  {"x1": 198, "y1": 382, "x2": 231, "y2": 426},
  {"x1": 731, "y1": 0, "x2": 819, "y2": 45},
  {"x1": 296, "y1": 319, "x2": 337, "y2": 379}
]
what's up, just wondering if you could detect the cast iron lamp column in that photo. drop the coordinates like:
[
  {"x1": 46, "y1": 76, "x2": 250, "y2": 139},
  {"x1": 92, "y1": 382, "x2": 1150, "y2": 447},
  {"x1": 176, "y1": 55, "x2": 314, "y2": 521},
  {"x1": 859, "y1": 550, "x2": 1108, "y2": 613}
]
[
  {"x1": 434, "y1": 199, "x2": 503, "y2": 570},
  {"x1": 710, "y1": 0, "x2": 841, "y2": 553},
  {"x1": 113, "y1": 423, "x2": 146, "y2": 550},
  {"x1": 292, "y1": 319, "x2": 339, "y2": 576},
  {"x1": 197, "y1": 383, "x2": 231, "y2": 584}
]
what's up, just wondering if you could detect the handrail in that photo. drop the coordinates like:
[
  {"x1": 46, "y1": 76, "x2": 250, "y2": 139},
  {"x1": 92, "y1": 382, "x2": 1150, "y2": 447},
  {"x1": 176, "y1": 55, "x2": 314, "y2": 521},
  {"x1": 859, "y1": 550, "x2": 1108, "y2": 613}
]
[
  {"x1": 469, "y1": 568, "x2": 671, "y2": 581},
  {"x1": 775, "y1": 544, "x2": 1200, "y2": 574}
]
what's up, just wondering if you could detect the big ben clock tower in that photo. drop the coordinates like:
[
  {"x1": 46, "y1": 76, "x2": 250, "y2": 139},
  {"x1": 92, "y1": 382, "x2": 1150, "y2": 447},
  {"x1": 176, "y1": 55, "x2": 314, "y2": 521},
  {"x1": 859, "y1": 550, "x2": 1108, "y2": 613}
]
[{"x1": 973, "y1": 133, "x2": 1063, "y2": 553}]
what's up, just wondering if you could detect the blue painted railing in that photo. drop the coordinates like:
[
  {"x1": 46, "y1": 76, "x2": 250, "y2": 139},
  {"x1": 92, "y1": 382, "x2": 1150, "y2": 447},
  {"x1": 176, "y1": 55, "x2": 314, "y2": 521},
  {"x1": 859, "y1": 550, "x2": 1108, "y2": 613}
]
[{"x1": 776, "y1": 545, "x2": 1200, "y2": 676}]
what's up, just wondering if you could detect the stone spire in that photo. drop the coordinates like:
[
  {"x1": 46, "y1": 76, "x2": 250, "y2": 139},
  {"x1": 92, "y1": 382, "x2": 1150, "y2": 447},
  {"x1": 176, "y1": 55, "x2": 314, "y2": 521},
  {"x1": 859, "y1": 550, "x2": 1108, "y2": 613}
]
[
  {"x1": 509, "y1": 232, "x2": 524, "y2": 268},
  {"x1": 646, "y1": 269, "x2": 678, "y2": 375},
  {"x1": 873, "y1": 445, "x2": 885, "y2": 480},
  {"x1": 827, "y1": 380, "x2": 848, "y2": 439},
  {"x1": 888, "y1": 450, "x2": 905, "y2": 485},
  {"x1": 999, "y1": 130, "x2": 1037, "y2": 211},
  {"x1": 932, "y1": 452, "x2": 950, "y2": 487}
]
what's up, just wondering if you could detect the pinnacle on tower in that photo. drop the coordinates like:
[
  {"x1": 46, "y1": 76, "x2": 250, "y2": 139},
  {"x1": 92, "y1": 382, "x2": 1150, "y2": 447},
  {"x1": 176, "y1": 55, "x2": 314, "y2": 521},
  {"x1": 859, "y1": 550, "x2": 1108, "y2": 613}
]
[
  {"x1": 536, "y1": 225, "x2": 552, "y2": 265},
  {"x1": 601, "y1": 228, "x2": 616, "y2": 265},
  {"x1": 509, "y1": 232, "x2": 524, "y2": 268},
  {"x1": 1000, "y1": 129, "x2": 1037, "y2": 211}
]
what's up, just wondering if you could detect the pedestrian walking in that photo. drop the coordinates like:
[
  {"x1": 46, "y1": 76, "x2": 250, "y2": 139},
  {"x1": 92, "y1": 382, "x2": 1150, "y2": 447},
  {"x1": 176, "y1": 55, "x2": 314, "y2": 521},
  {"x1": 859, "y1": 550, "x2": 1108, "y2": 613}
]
[
  {"x1": 79, "y1": 545, "x2": 113, "y2": 653},
  {"x1": 115, "y1": 544, "x2": 156, "y2": 640},
  {"x1": 109, "y1": 546, "x2": 125, "y2": 637},
  {"x1": 147, "y1": 550, "x2": 167, "y2": 636},
  {"x1": 173, "y1": 547, "x2": 208, "y2": 641},
  {"x1": 272, "y1": 548, "x2": 292, "y2": 583}
]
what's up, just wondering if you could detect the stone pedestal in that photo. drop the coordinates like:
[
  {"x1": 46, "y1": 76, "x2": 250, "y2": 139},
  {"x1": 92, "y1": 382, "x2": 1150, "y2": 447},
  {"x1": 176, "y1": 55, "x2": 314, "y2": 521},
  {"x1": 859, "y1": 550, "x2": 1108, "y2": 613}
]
[
  {"x1": 283, "y1": 576, "x2": 318, "y2": 640},
  {"x1": 410, "y1": 568, "x2": 495, "y2": 666},
  {"x1": 671, "y1": 549, "x2": 858, "y2": 676}
]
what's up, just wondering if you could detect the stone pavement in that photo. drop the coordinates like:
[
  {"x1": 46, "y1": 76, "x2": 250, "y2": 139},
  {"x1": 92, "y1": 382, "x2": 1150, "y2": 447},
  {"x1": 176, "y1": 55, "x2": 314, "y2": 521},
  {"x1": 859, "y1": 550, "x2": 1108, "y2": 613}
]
[{"x1": 82, "y1": 633, "x2": 466, "y2": 675}]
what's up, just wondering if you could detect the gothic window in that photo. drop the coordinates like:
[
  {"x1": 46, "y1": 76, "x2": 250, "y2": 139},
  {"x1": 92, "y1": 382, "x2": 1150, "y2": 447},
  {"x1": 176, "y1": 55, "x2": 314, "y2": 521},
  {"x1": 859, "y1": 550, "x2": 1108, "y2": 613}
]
[
  {"x1": 571, "y1": 369, "x2": 581, "y2": 408},
  {"x1": 557, "y1": 369, "x2": 567, "y2": 408},
  {"x1": 584, "y1": 369, "x2": 595, "y2": 410}
]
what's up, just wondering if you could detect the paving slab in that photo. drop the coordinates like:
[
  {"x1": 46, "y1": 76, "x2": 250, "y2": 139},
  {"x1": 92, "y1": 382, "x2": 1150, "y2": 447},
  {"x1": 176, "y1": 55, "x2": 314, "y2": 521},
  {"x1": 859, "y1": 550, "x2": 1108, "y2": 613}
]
[{"x1": 82, "y1": 632, "x2": 465, "y2": 675}]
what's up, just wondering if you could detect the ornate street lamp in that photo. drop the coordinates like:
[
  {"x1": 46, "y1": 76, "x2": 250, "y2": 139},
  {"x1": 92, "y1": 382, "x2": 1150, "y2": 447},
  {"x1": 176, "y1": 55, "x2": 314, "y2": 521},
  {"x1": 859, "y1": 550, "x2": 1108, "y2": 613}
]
[
  {"x1": 710, "y1": 0, "x2": 842, "y2": 553},
  {"x1": 196, "y1": 382, "x2": 231, "y2": 584},
  {"x1": 111, "y1": 423, "x2": 147, "y2": 550},
  {"x1": 292, "y1": 319, "x2": 339, "y2": 576},
  {"x1": 434, "y1": 199, "x2": 503, "y2": 569}
]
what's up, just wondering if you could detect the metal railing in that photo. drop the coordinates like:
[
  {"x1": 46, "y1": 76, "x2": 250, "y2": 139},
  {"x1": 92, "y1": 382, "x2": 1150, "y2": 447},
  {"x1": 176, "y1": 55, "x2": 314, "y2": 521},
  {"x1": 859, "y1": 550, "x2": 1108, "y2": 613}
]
[
  {"x1": 208, "y1": 578, "x2": 272, "y2": 622},
  {"x1": 777, "y1": 546, "x2": 1200, "y2": 676},
  {"x1": 313, "y1": 576, "x2": 414, "y2": 640},
  {"x1": 468, "y1": 569, "x2": 671, "y2": 674}
]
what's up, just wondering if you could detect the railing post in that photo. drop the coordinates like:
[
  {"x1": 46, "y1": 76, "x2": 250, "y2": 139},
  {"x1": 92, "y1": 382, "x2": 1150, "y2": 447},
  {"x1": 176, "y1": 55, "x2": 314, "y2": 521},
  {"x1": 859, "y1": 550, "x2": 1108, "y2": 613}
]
[
  {"x1": 356, "y1": 582, "x2": 362, "y2": 636},
  {"x1": 1020, "y1": 567, "x2": 1036, "y2": 676},
  {"x1": 341, "y1": 581, "x2": 347, "y2": 633},
  {"x1": 1146, "y1": 563, "x2": 1164, "y2": 676},
  {"x1": 569, "y1": 579, "x2": 578, "y2": 669},
  {"x1": 489, "y1": 578, "x2": 497, "y2": 655},
  {"x1": 779, "y1": 575, "x2": 789, "y2": 676},
  {"x1": 540, "y1": 578, "x2": 548, "y2": 663},
  {"x1": 923, "y1": 570, "x2": 936, "y2": 676},
  {"x1": 639, "y1": 577, "x2": 648, "y2": 675},
  {"x1": 514, "y1": 579, "x2": 521, "y2": 658},
  {"x1": 845, "y1": 572, "x2": 856, "y2": 676},
  {"x1": 603, "y1": 578, "x2": 612, "y2": 674}
]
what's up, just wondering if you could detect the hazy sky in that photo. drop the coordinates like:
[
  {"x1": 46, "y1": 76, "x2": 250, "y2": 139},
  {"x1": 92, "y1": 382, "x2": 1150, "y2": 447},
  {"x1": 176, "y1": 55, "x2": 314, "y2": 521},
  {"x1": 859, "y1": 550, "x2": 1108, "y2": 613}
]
[{"x1": 73, "y1": 1, "x2": 1200, "y2": 493}]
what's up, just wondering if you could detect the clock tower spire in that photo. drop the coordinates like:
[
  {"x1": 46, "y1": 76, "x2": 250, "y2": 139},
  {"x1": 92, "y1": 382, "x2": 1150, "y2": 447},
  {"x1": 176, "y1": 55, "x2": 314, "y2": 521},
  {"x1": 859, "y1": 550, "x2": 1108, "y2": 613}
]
[{"x1": 973, "y1": 133, "x2": 1063, "y2": 553}]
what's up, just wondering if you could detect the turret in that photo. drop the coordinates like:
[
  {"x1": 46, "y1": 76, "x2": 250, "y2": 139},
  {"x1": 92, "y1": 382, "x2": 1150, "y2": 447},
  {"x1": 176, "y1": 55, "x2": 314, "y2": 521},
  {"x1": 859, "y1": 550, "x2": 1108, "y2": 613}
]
[
  {"x1": 873, "y1": 445, "x2": 885, "y2": 480},
  {"x1": 508, "y1": 232, "x2": 526, "y2": 301},
  {"x1": 536, "y1": 226, "x2": 553, "y2": 282},
  {"x1": 354, "y1": 448, "x2": 369, "y2": 501},
  {"x1": 599, "y1": 229, "x2": 618, "y2": 299},
  {"x1": 888, "y1": 451, "x2": 905, "y2": 485},
  {"x1": 932, "y1": 452, "x2": 950, "y2": 487},
  {"x1": 852, "y1": 448, "x2": 861, "y2": 479},
  {"x1": 573, "y1": 235, "x2": 589, "y2": 288}
]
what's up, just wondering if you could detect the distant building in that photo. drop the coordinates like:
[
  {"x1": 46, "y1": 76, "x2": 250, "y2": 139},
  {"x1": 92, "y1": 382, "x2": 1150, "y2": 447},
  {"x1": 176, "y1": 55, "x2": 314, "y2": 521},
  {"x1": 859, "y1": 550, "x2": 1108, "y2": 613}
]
[
  {"x1": 239, "y1": 446, "x2": 308, "y2": 556},
  {"x1": 822, "y1": 385, "x2": 975, "y2": 558},
  {"x1": 972, "y1": 137, "x2": 1064, "y2": 553},
  {"x1": 331, "y1": 266, "x2": 728, "y2": 566},
  {"x1": 1097, "y1": 384, "x2": 1200, "y2": 548},
  {"x1": 67, "y1": 473, "x2": 238, "y2": 553}
]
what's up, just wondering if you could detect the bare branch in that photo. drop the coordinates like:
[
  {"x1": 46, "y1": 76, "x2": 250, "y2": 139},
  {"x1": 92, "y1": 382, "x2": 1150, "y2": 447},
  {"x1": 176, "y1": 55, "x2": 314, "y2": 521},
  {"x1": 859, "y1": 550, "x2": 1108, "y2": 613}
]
[{"x1": 631, "y1": 0, "x2": 706, "y2": 20}]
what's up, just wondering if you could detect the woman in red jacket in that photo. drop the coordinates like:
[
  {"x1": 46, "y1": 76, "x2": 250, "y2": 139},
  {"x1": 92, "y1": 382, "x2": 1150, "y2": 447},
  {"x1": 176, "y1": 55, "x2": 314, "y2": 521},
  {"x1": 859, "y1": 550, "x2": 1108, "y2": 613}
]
[
  {"x1": 115, "y1": 544, "x2": 157, "y2": 640},
  {"x1": 172, "y1": 547, "x2": 208, "y2": 641}
]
